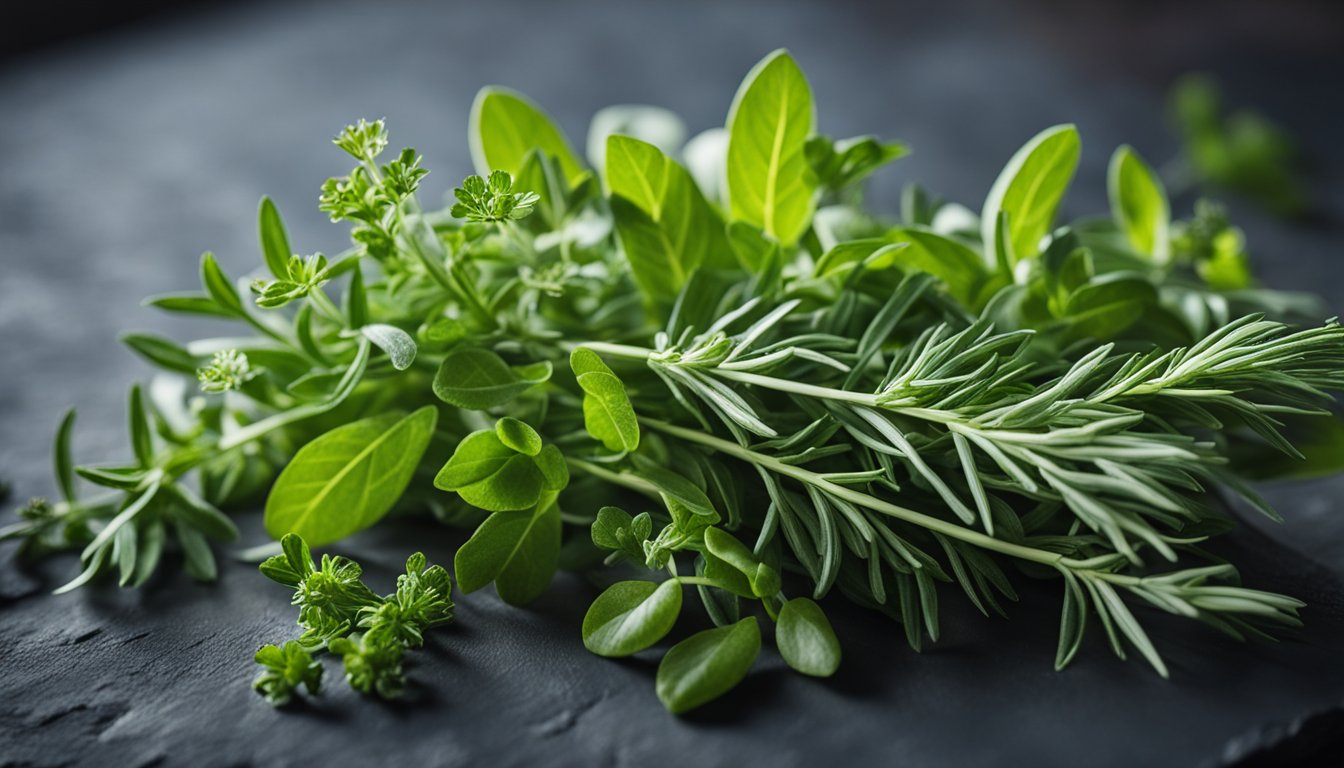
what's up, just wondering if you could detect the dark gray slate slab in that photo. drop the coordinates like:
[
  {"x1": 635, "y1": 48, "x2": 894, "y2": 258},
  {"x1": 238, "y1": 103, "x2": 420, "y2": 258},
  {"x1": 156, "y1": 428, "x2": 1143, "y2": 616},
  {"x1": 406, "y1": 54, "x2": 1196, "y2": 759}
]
[{"x1": 2, "y1": 1, "x2": 1342, "y2": 766}]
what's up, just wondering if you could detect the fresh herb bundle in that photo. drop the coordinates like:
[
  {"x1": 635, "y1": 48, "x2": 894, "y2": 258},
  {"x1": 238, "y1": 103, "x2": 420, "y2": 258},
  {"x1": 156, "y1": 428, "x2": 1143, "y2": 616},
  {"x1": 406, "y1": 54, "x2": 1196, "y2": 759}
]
[{"x1": 6, "y1": 49, "x2": 1342, "y2": 714}]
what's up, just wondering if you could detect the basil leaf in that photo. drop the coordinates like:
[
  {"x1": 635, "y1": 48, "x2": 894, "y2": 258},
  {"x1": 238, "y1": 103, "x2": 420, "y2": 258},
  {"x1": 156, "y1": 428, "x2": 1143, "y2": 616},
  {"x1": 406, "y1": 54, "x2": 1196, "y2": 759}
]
[
  {"x1": 432, "y1": 347, "x2": 552, "y2": 410},
  {"x1": 469, "y1": 86, "x2": 585, "y2": 184},
  {"x1": 776, "y1": 597, "x2": 841, "y2": 677},
  {"x1": 1108, "y1": 145, "x2": 1171, "y2": 263},
  {"x1": 655, "y1": 617, "x2": 760, "y2": 714},
  {"x1": 982, "y1": 124, "x2": 1081, "y2": 271},
  {"x1": 258, "y1": 196, "x2": 292, "y2": 280},
  {"x1": 360, "y1": 324, "x2": 417, "y2": 371},
  {"x1": 726, "y1": 49, "x2": 816, "y2": 246},
  {"x1": 582, "y1": 579, "x2": 683, "y2": 657},
  {"x1": 570, "y1": 347, "x2": 639, "y2": 452},
  {"x1": 454, "y1": 496, "x2": 560, "y2": 605},
  {"x1": 264, "y1": 405, "x2": 438, "y2": 546},
  {"x1": 434, "y1": 429, "x2": 544, "y2": 512}
]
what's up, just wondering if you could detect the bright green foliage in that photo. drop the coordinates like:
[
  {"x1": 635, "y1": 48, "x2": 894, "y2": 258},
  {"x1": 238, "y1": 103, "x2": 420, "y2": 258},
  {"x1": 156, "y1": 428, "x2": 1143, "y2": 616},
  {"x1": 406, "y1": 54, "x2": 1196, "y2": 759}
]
[
  {"x1": 12, "y1": 50, "x2": 1341, "y2": 719},
  {"x1": 982, "y1": 124, "x2": 1080, "y2": 270},
  {"x1": 726, "y1": 49, "x2": 817, "y2": 245},
  {"x1": 656, "y1": 617, "x2": 761, "y2": 714},
  {"x1": 253, "y1": 641, "x2": 323, "y2": 706},
  {"x1": 265, "y1": 407, "x2": 438, "y2": 546},
  {"x1": 1108, "y1": 145, "x2": 1170, "y2": 262},
  {"x1": 255, "y1": 534, "x2": 453, "y2": 702}
]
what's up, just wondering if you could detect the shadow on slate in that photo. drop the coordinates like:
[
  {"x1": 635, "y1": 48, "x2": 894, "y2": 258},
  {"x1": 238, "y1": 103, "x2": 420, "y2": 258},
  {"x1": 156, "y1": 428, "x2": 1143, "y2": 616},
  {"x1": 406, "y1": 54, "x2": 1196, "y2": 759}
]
[{"x1": 1, "y1": 0, "x2": 1343, "y2": 766}]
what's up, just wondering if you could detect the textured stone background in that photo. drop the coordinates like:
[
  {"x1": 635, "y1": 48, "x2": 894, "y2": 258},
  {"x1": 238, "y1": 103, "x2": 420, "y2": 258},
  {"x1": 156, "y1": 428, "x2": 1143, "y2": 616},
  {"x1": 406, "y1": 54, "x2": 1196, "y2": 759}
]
[{"x1": 2, "y1": 1, "x2": 1343, "y2": 765}]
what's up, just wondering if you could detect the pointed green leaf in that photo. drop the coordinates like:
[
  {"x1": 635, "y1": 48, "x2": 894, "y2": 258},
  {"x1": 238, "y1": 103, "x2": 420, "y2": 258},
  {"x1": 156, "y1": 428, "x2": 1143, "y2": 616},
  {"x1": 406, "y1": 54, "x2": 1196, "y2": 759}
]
[
  {"x1": 582, "y1": 579, "x2": 683, "y2": 657},
  {"x1": 1108, "y1": 145, "x2": 1170, "y2": 263},
  {"x1": 655, "y1": 617, "x2": 760, "y2": 714},
  {"x1": 454, "y1": 498, "x2": 560, "y2": 605},
  {"x1": 776, "y1": 597, "x2": 841, "y2": 677},
  {"x1": 432, "y1": 347, "x2": 551, "y2": 410},
  {"x1": 469, "y1": 87, "x2": 585, "y2": 184},
  {"x1": 264, "y1": 406, "x2": 438, "y2": 546},
  {"x1": 982, "y1": 124, "x2": 1081, "y2": 270},
  {"x1": 726, "y1": 49, "x2": 817, "y2": 246},
  {"x1": 607, "y1": 134, "x2": 732, "y2": 302},
  {"x1": 495, "y1": 417, "x2": 543, "y2": 456},
  {"x1": 258, "y1": 196, "x2": 292, "y2": 280}
]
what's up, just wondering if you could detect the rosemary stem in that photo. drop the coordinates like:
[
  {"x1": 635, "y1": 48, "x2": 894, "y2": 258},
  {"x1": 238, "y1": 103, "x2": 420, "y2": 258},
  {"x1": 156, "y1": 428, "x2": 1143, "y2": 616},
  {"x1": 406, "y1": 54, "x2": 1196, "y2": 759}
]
[{"x1": 640, "y1": 417, "x2": 1066, "y2": 567}]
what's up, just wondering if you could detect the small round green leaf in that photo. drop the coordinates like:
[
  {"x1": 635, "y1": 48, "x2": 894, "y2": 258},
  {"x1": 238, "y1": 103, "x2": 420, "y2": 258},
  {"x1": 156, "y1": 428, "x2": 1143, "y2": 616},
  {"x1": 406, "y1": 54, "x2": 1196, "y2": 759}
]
[
  {"x1": 434, "y1": 430, "x2": 544, "y2": 512},
  {"x1": 495, "y1": 417, "x2": 543, "y2": 456},
  {"x1": 582, "y1": 579, "x2": 683, "y2": 657},
  {"x1": 432, "y1": 347, "x2": 551, "y2": 410},
  {"x1": 655, "y1": 617, "x2": 760, "y2": 714},
  {"x1": 776, "y1": 597, "x2": 841, "y2": 677}
]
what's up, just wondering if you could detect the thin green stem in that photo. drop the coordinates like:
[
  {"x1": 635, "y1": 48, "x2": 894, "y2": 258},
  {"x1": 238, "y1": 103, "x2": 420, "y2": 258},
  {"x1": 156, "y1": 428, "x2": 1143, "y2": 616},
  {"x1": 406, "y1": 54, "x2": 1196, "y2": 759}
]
[
  {"x1": 640, "y1": 417, "x2": 1068, "y2": 568},
  {"x1": 566, "y1": 456, "x2": 662, "y2": 500}
]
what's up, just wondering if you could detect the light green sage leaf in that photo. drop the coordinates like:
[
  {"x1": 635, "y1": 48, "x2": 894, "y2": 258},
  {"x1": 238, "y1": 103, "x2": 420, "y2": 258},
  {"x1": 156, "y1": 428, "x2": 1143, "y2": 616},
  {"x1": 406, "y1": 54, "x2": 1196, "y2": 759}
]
[{"x1": 360, "y1": 324, "x2": 417, "y2": 371}]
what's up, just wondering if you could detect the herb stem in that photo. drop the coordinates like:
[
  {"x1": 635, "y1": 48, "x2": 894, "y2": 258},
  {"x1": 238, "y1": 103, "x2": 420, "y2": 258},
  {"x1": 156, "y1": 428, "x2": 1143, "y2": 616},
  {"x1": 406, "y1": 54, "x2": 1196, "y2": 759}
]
[{"x1": 640, "y1": 417, "x2": 1067, "y2": 568}]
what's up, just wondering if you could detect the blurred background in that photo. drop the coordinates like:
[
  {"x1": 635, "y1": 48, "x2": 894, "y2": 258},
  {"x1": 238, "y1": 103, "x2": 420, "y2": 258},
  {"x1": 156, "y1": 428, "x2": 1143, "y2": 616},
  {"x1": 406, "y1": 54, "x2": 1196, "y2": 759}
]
[{"x1": 2, "y1": 2, "x2": 1344, "y2": 764}]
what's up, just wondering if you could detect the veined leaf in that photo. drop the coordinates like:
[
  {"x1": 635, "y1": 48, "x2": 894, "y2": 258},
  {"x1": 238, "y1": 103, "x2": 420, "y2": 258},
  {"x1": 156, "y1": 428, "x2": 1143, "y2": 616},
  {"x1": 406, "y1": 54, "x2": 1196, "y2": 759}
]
[
  {"x1": 655, "y1": 617, "x2": 760, "y2": 714},
  {"x1": 607, "y1": 135, "x2": 733, "y2": 302},
  {"x1": 884, "y1": 228, "x2": 987, "y2": 304},
  {"x1": 1108, "y1": 145, "x2": 1171, "y2": 263},
  {"x1": 570, "y1": 347, "x2": 639, "y2": 452},
  {"x1": 454, "y1": 495, "x2": 560, "y2": 605},
  {"x1": 582, "y1": 579, "x2": 683, "y2": 657},
  {"x1": 434, "y1": 429, "x2": 544, "y2": 512},
  {"x1": 982, "y1": 124, "x2": 1081, "y2": 271},
  {"x1": 432, "y1": 347, "x2": 551, "y2": 410},
  {"x1": 587, "y1": 104, "x2": 686, "y2": 176},
  {"x1": 470, "y1": 87, "x2": 585, "y2": 185},
  {"x1": 726, "y1": 49, "x2": 817, "y2": 246},
  {"x1": 776, "y1": 597, "x2": 841, "y2": 677},
  {"x1": 264, "y1": 406, "x2": 438, "y2": 546}
]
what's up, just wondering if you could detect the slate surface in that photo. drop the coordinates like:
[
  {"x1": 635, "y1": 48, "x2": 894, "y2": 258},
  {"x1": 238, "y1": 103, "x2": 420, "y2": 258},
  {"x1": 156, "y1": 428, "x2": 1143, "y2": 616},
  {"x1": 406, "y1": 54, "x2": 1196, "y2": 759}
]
[{"x1": 2, "y1": 1, "x2": 1343, "y2": 766}]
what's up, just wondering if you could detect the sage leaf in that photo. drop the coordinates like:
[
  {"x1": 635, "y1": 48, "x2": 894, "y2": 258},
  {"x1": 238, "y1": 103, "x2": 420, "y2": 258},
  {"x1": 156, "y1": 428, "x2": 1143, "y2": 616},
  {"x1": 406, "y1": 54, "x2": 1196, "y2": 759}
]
[
  {"x1": 982, "y1": 124, "x2": 1081, "y2": 270},
  {"x1": 582, "y1": 579, "x2": 683, "y2": 657},
  {"x1": 432, "y1": 347, "x2": 552, "y2": 410},
  {"x1": 470, "y1": 86, "x2": 585, "y2": 185},
  {"x1": 570, "y1": 347, "x2": 639, "y2": 452},
  {"x1": 655, "y1": 617, "x2": 760, "y2": 714},
  {"x1": 776, "y1": 597, "x2": 841, "y2": 677},
  {"x1": 360, "y1": 324, "x2": 417, "y2": 371},
  {"x1": 264, "y1": 406, "x2": 438, "y2": 546},
  {"x1": 1108, "y1": 145, "x2": 1170, "y2": 263}
]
